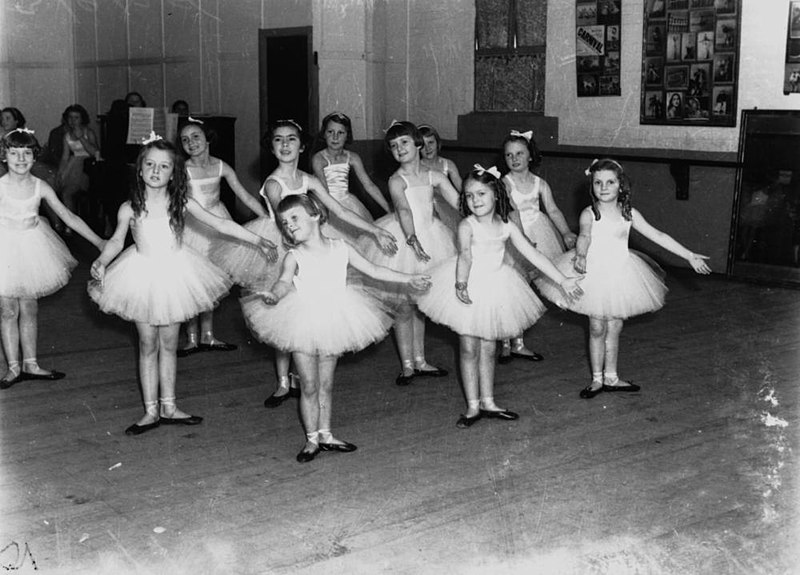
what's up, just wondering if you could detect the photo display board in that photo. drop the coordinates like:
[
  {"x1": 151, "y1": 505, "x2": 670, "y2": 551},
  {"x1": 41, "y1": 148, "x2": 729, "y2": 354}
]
[
  {"x1": 640, "y1": 0, "x2": 740, "y2": 126},
  {"x1": 576, "y1": 0, "x2": 622, "y2": 97}
]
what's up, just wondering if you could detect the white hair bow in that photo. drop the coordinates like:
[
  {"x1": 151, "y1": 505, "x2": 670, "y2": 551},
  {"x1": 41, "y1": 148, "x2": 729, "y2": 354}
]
[
  {"x1": 8, "y1": 127, "x2": 35, "y2": 135},
  {"x1": 474, "y1": 163, "x2": 501, "y2": 179},
  {"x1": 187, "y1": 116, "x2": 204, "y2": 125},
  {"x1": 584, "y1": 158, "x2": 599, "y2": 176},
  {"x1": 510, "y1": 129, "x2": 533, "y2": 141},
  {"x1": 141, "y1": 131, "x2": 163, "y2": 145},
  {"x1": 383, "y1": 119, "x2": 403, "y2": 133}
]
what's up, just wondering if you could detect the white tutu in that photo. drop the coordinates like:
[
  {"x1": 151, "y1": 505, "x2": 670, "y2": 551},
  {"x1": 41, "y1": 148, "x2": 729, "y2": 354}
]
[
  {"x1": 418, "y1": 257, "x2": 546, "y2": 339},
  {"x1": 208, "y1": 217, "x2": 284, "y2": 288},
  {"x1": 325, "y1": 193, "x2": 374, "y2": 241},
  {"x1": 182, "y1": 201, "x2": 232, "y2": 256},
  {"x1": 0, "y1": 217, "x2": 77, "y2": 299}
]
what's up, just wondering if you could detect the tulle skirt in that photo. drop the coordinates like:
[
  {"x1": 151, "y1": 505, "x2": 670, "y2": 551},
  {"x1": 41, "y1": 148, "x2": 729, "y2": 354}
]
[
  {"x1": 0, "y1": 218, "x2": 77, "y2": 298},
  {"x1": 417, "y1": 257, "x2": 546, "y2": 339},
  {"x1": 88, "y1": 246, "x2": 233, "y2": 325},
  {"x1": 326, "y1": 193, "x2": 374, "y2": 241},
  {"x1": 183, "y1": 202, "x2": 232, "y2": 256},
  {"x1": 208, "y1": 217, "x2": 284, "y2": 288},
  {"x1": 240, "y1": 285, "x2": 393, "y2": 356},
  {"x1": 535, "y1": 249, "x2": 667, "y2": 319}
]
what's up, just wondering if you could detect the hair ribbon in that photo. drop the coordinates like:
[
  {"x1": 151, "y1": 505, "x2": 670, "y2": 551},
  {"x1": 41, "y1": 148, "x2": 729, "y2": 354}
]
[
  {"x1": 8, "y1": 127, "x2": 35, "y2": 136},
  {"x1": 141, "y1": 131, "x2": 163, "y2": 145},
  {"x1": 383, "y1": 119, "x2": 402, "y2": 133},
  {"x1": 278, "y1": 119, "x2": 303, "y2": 132},
  {"x1": 510, "y1": 129, "x2": 533, "y2": 141},
  {"x1": 584, "y1": 158, "x2": 599, "y2": 176},
  {"x1": 474, "y1": 163, "x2": 501, "y2": 179},
  {"x1": 187, "y1": 116, "x2": 204, "y2": 125}
]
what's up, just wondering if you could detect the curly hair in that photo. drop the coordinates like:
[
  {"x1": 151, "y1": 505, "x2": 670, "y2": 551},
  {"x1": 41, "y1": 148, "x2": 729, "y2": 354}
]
[
  {"x1": 586, "y1": 158, "x2": 632, "y2": 221},
  {"x1": 132, "y1": 139, "x2": 188, "y2": 238},
  {"x1": 501, "y1": 131, "x2": 542, "y2": 171},
  {"x1": 461, "y1": 167, "x2": 513, "y2": 222}
]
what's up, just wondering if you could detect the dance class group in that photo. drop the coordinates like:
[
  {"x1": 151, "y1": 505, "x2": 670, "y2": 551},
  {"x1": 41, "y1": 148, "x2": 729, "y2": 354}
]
[{"x1": 0, "y1": 111, "x2": 712, "y2": 463}]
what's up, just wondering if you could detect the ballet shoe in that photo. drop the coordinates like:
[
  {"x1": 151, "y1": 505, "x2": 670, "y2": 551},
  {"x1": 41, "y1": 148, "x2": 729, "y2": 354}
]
[
  {"x1": 456, "y1": 413, "x2": 482, "y2": 428},
  {"x1": 21, "y1": 370, "x2": 66, "y2": 381},
  {"x1": 579, "y1": 384, "x2": 603, "y2": 399},
  {"x1": 177, "y1": 345, "x2": 203, "y2": 358},
  {"x1": 125, "y1": 420, "x2": 161, "y2": 435},
  {"x1": 296, "y1": 446, "x2": 321, "y2": 463},
  {"x1": 395, "y1": 372, "x2": 415, "y2": 386},
  {"x1": 497, "y1": 354, "x2": 514, "y2": 365},
  {"x1": 510, "y1": 350, "x2": 544, "y2": 362},
  {"x1": 199, "y1": 342, "x2": 237, "y2": 352},
  {"x1": 0, "y1": 372, "x2": 25, "y2": 390},
  {"x1": 602, "y1": 381, "x2": 641, "y2": 392},
  {"x1": 288, "y1": 386, "x2": 301, "y2": 398},
  {"x1": 159, "y1": 414, "x2": 203, "y2": 425},
  {"x1": 319, "y1": 441, "x2": 357, "y2": 453},
  {"x1": 264, "y1": 389, "x2": 293, "y2": 408},
  {"x1": 413, "y1": 366, "x2": 448, "y2": 377},
  {"x1": 480, "y1": 409, "x2": 519, "y2": 421}
]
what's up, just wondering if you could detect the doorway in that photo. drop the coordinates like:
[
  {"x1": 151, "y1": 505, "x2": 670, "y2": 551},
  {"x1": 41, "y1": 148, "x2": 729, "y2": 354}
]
[{"x1": 259, "y1": 27, "x2": 317, "y2": 177}]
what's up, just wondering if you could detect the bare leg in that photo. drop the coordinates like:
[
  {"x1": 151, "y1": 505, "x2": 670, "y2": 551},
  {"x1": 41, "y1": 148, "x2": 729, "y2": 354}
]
[
  {"x1": 601, "y1": 319, "x2": 637, "y2": 390},
  {"x1": 393, "y1": 303, "x2": 416, "y2": 380},
  {"x1": 458, "y1": 335, "x2": 481, "y2": 423},
  {"x1": 587, "y1": 317, "x2": 607, "y2": 392},
  {"x1": 264, "y1": 349, "x2": 297, "y2": 407},
  {"x1": 18, "y1": 298, "x2": 62, "y2": 378},
  {"x1": 0, "y1": 297, "x2": 21, "y2": 382},
  {"x1": 181, "y1": 317, "x2": 200, "y2": 352},
  {"x1": 315, "y1": 355, "x2": 356, "y2": 451},
  {"x1": 199, "y1": 310, "x2": 235, "y2": 349},
  {"x1": 135, "y1": 322, "x2": 161, "y2": 427},
  {"x1": 411, "y1": 305, "x2": 447, "y2": 375},
  {"x1": 293, "y1": 351, "x2": 321, "y2": 456}
]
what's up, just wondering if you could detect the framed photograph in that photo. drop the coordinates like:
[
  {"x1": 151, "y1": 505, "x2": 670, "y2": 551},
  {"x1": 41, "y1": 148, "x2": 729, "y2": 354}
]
[
  {"x1": 598, "y1": 0, "x2": 621, "y2": 24},
  {"x1": 599, "y1": 75, "x2": 621, "y2": 95},
  {"x1": 578, "y1": 74, "x2": 599, "y2": 96},
  {"x1": 577, "y1": 3, "x2": 598, "y2": 25},
  {"x1": 666, "y1": 65, "x2": 690, "y2": 88},
  {"x1": 785, "y1": 66, "x2": 800, "y2": 94},
  {"x1": 576, "y1": 1, "x2": 621, "y2": 97},
  {"x1": 641, "y1": 0, "x2": 740, "y2": 125},
  {"x1": 604, "y1": 51, "x2": 621, "y2": 73},
  {"x1": 607, "y1": 25, "x2": 620, "y2": 50}
]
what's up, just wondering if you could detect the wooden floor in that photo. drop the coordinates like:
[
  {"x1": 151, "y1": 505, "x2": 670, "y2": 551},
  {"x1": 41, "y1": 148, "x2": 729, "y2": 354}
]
[{"x1": 1, "y1": 243, "x2": 798, "y2": 574}]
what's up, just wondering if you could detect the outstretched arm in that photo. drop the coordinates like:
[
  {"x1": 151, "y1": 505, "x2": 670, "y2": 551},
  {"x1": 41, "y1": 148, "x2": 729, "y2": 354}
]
[
  {"x1": 389, "y1": 174, "x2": 429, "y2": 262},
  {"x1": 260, "y1": 251, "x2": 298, "y2": 304},
  {"x1": 40, "y1": 182, "x2": 105, "y2": 249},
  {"x1": 431, "y1": 169, "x2": 461, "y2": 211},
  {"x1": 221, "y1": 161, "x2": 268, "y2": 218},
  {"x1": 540, "y1": 179, "x2": 577, "y2": 249},
  {"x1": 350, "y1": 152, "x2": 391, "y2": 213},
  {"x1": 346, "y1": 244, "x2": 431, "y2": 291},
  {"x1": 573, "y1": 208, "x2": 594, "y2": 273},
  {"x1": 186, "y1": 198, "x2": 277, "y2": 261},
  {"x1": 508, "y1": 224, "x2": 583, "y2": 297},
  {"x1": 91, "y1": 203, "x2": 133, "y2": 282},
  {"x1": 631, "y1": 208, "x2": 711, "y2": 273}
]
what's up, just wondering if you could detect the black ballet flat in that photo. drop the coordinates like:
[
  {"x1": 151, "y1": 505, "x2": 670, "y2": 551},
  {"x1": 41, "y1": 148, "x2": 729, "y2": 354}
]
[
  {"x1": 319, "y1": 441, "x2": 357, "y2": 453},
  {"x1": 579, "y1": 385, "x2": 603, "y2": 399},
  {"x1": 125, "y1": 420, "x2": 161, "y2": 435},
  {"x1": 176, "y1": 346, "x2": 203, "y2": 358},
  {"x1": 296, "y1": 446, "x2": 321, "y2": 463},
  {"x1": 264, "y1": 390, "x2": 293, "y2": 408},
  {"x1": 159, "y1": 414, "x2": 203, "y2": 425},
  {"x1": 413, "y1": 366, "x2": 448, "y2": 378},
  {"x1": 200, "y1": 342, "x2": 237, "y2": 352},
  {"x1": 480, "y1": 409, "x2": 519, "y2": 421},
  {"x1": 288, "y1": 386, "x2": 301, "y2": 398},
  {"x1": 602, "y1": 381, "x2": 641, "y2": 393},
  {"x1": 395, "y1": 372, "x2": 415, "y2": 386},
  {"x1": 21, "y1": 370, "x2": 66, "y2": 381},
  {"x1": 510, "y1": 351, "x2": 544, "y2": 362},
  {"x1": 456, "y1": 413, "x2": 482, "y2": 428},
  {"x1": 0, "y1": 372, "x2": 25, "y2": 390}
]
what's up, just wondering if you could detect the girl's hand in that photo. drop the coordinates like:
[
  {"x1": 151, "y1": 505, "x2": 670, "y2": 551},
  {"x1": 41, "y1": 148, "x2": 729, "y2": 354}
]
[
  {"x1": 259, "y1": 290, "x2": 279, "y2": 305},
  {"x1": 455, "y1": 281, "x2": 472, "y2": 305},
  {"x1": 572, "y1": 254, "x2": 587, "y2": 273},
  {"x1": 562, "y1": 231, "x2": 578, "y2": 249},
  {"x1": 90, "y1": 260, "x2": 106, "y2": 284},
  {"x1": 559, "y1": 276, "x2": 584, "y2": 301},
  {"x1": 259, "y1": 238, "x2": 278, "y2": 263},
  {"x1": 375, "y1": 230, "x2": 398, "y2": 255},
  {"x1": 408, "y1": 274, "x2": 432, "y2": 292},
  {"x1": 687, "y1": 253, "x2": 712, "y2": 274},
  {"x1": 407, "y1": 235, "x2": 431, "y2": 262}
]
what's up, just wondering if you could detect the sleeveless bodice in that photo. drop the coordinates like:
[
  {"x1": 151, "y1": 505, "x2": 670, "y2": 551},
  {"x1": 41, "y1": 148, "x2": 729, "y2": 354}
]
[
  {"x1": 467, "y1": 216, "x2": 510, "y2": 276},
  {"x1": 0, "y1": 178, "x2": 41, "y2": 229},
  {"x1": 187, "y1": 162, "x2": 223, "y2": 209},
  {"x1": 322, "y1": 151, "x2": 350, "y2": 201},
  {"x1": 586, "y1": 214, "x2": 631, "y2": 273},
  {"x1": 291, "y1": 239, "x2": 347, "y2": 297},
  {"x1": 262, "y1": 174, "x2": 309, "y2": 203},
  {"x1": 504, "y1": 174, "x2": 543, "y2": 226},
  {"x1": 401, "y1": 172, "x2": 435, "y2": 225},
  {"x1": 131, "y1": 213, "x2": 180, "y2": 257},
  {"x1": 66, "y1": 134, "x2": 90, "y2": 158}
]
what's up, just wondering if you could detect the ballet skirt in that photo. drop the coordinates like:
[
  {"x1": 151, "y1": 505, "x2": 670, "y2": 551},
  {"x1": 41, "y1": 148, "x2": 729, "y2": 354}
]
[
  {"x1": 88, "y1": 210, "x2": 233, "y2": 325},
  {"x1": 535, "y1": 213, "x2": 667, "y2": 319},
  {"x1": 240, "y1": 239, "x2": 392, "y2": 356},
  {"x1": 0, "y1": 177, "x2": 77, "y2": 298},
  {"x1": 504, "y1": 174, "x2": 565, "y2": 259},
  {"x1": 60, "y1": 133, "x2": 91, "y2": 191},
  {"x1": 207, "y1": 215, "x2": 284, "y2": 288},
  {"x1": 183, "y1": 161, "x2": 231, "y2": 256},
  {"x1": 418, "y1": 217, "x2": 546, "y2": 339}
]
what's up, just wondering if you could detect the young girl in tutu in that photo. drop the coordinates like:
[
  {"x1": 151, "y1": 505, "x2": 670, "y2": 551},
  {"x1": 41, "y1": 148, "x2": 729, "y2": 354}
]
[
  {"x1": 255, "y1": 119, "x2": 398, "y2": 408},
  {"x1": 311, "y1": 111, "x2": 391, "y2": 238},
  {"x1": 500, "y1": 129, "x2": 577, "y2": 363},
  {"x1": 89, "y1": 136, "x2": 276, "y2": 435},
  {"x1": 535, "y1": 158, "x2": 711, "y2": 399},
  {"x1": 177, "y1": 118, "x2": 275, "y2": 356},
  {"x1": 359, "y1": 120, "x2": 462, "y2": 386},
  {"x1": 417, "y1": 166, "x2": 583, "y2": 427},
  {"x1": 419, "y1": 123, "x2": 462, "y2": 232},
  {"x1": 0, "y1": 128, "x2": 105, "y2": 388},
  {"x1": 241, "y1": 194, "x2": 431, "y2": 462}
]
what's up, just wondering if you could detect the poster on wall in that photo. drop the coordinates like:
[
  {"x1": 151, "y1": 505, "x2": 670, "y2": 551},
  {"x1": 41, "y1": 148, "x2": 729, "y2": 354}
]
[
  {"x1": 576, "y1": 0, "x2": 621, "y2": 97},
  {"x1": 640, "y1": 0, "x2": 740, "y2": 126},
  {"x1": 784, "y1": 2, "x2": 800, "y2": 94}
]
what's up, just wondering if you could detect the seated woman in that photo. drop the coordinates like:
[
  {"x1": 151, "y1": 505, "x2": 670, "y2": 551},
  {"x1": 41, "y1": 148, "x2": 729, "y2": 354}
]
[{"x1": 56, "y1": 104, "x2": 100, "y2": 231}]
